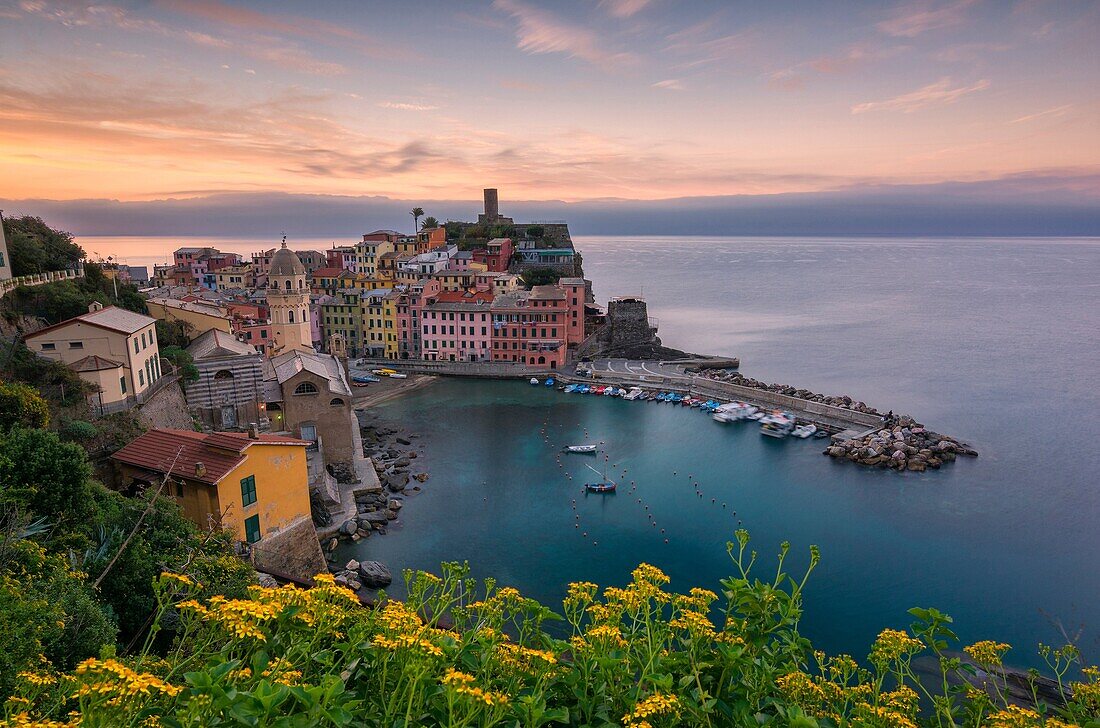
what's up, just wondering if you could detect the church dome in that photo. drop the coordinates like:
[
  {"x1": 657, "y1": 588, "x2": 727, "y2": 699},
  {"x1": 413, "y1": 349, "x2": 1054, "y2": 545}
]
[{"x1": 269, "y1": 244, "x2": 305, "y2": 276}]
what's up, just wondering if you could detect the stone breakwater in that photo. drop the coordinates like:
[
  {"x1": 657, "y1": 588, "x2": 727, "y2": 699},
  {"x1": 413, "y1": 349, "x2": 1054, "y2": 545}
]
[
  {"x1": 699, "y1": 368, "x2": 883, "y2": 416},
  {"x1": 824, "y1": 414, "x2": 978, "y2": 472},
  {"x1": 320, "y1": 413, "x2": 432, "y2": 589}
]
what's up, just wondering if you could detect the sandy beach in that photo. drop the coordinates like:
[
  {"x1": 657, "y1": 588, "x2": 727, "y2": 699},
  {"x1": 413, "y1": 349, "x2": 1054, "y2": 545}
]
[{"x1": 351, "y1": 374, "x2": 438, "y2": 409}]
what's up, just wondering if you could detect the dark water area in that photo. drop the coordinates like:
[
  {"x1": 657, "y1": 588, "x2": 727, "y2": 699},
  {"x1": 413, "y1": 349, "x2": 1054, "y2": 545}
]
[{"x1": 342, "y1": 236, "x2": 1099, "y2": 668}]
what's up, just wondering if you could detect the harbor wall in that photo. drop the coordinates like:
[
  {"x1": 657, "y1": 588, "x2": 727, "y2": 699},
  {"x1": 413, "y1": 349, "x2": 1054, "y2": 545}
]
[
  {"x1": 353, "y1": 357, "x2": 545, "y2": 379},
  {"x1": 557, "y1": 373, "x2": 883, "y2": 431}
]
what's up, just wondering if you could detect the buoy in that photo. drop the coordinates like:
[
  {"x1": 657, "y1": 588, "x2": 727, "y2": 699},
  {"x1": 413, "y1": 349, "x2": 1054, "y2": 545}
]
[
  {"x1": 664, "y1": 538, "x2": 669, "y2": 543},
  {"x1": 583, "y1": 532, "x2": 587, "y2": 537}
]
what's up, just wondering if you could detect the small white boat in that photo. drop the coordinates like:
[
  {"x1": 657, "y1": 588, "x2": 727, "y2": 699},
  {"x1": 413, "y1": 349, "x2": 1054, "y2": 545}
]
[
  {"x1": 792, "y1": 424, "x2": 817, "y2": 439},
  {"x1": 388, "y1": 372, "x2": 408, "y2": 379},
  {"x1": 747, "y1": 411, "x2": 765, "y2": 421},
  {"x1": 623, "y1": 387, "x2": 644, "y2": 401},
  {"x1": 760, "y1": 411, "x2": 796, "y2": 438},
  {"x1": 530, "y1": 377, "x2": 540, "y2": 385},
  {"x1": 563, "y1": 444, "x2": 598, "y2": 454},
  {"x1": 712, "y1": 401, "x2": 755, "y2": 422}
]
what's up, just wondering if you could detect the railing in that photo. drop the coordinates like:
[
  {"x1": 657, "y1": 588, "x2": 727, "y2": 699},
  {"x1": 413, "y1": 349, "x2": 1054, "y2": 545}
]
[
  {"x1": 0, "y1": 266, "x2": 84, "y2": 298},
  {"x1": 91, "y1": 371, "x2": 178, "y2": 417}
]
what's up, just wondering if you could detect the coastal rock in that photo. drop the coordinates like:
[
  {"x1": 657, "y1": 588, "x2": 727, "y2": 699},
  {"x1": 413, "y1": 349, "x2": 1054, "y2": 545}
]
[
  {"x1": 339, "y1": 519, "x2": 358, "y2": 536},
  {"x1": 256, "y1": 572, "x2": 279, "y2": 589},
  {"x1": 345, "y1": 559, "x2": 360, "y2": 572},
  {"x1": 358, "y1": 561, "x2": 392, "y2": 588},
  {"x1": 360, "y1": 511, "x2": 389, "y2": 525},
  {"x1": 388, "y1": 499, "x2": 403, "y2": 511},
  {"x1": 396, "y1": 437, "x2": 411, "y2": 445}
]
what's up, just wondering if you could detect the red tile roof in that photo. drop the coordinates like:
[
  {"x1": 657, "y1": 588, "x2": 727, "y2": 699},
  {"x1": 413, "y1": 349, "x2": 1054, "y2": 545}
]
[
  {"x1": 310, "y1": 267, "x2": 345, "y2": 278},
  {"x1": 71, "y1": 354, "x2": 125, "y2": 372},
  {"x1": 111, "y1": 428, "x2": 308, "y2": 485}
]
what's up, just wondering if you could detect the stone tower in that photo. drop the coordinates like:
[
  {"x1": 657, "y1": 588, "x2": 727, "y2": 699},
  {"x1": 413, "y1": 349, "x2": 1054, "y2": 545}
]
[
  {"x1": 268, "y1": 242, "x2": 313, "y2": 353},
  {"x1": 483, "y1": 188, "x2": 499, "y2": 222}
]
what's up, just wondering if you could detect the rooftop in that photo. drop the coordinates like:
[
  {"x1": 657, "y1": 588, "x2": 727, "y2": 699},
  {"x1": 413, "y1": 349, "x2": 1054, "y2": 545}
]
[
  {"x1": 187, "y1": 328, "x2": 259, "y2": 360},
  {"x1": 71, "y1": 354, "x2": 124, "y2": 372},
  {"x1": 25, "y1": 305, "x2": 156, "y2": 339},
  {"x1": 111, "y1": 428, "x2": 309, "y2": 486}
]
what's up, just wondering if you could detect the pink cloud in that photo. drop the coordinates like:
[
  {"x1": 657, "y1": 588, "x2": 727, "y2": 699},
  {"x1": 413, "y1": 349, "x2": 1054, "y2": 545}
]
[
  {"x1": 493, "y1": 0, "x2": 637, "y2": 68},
  {"x1": 852, "y1": 77, "x2": 990, "y2": 114},
  {"x1": 877, "y1": 0, "x2": 978, "y2": 37},
  {"x1": 599, "y1": 0, "x2": 654, "y2": 18}
]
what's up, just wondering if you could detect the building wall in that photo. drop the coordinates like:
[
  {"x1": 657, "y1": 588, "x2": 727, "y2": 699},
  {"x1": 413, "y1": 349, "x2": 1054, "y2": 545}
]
[
  {"x1": 421, "y1": 305, "x2": 492, "y2": 362},
  {"x1": 217, "y1": 444, "x2": 311, "y2": 544},
  {"x1": 28, "y1": 319, "x2": 161, "y2": 396},
  {"x1": 0, "y1": 214, "x2": 12, "y2": 281},
  {"x1": 80, "y1": 364, "x2": 126, "y2": 407},
  {"x1": 146, "y1": 299, "x2": 232, "y2": 340},
  {"x1": 276, "y1": 369, "x2": 354, "y2": 464},
  {"x1": 490, "y1": 298, "x2": 567, "y2": 369},
  {"x1": 187, "y1": 353, "x2": 266, "y2": 429}
]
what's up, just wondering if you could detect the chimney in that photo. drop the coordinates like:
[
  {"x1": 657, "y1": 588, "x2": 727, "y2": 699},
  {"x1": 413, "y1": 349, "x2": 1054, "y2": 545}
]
[
  {"x1": 88, "y1": 301, "x2": 104, "y2": 313},
  {"x1": 248, "y1": 423, "x2": 260, "y2": 439},
  {"x1": 195, "y1": 462, "x2": 206, "y2": 478}
]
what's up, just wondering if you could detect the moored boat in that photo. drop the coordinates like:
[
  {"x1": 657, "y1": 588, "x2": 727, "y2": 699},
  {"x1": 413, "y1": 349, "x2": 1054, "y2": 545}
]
[
  {"x1": 792, "y1": 424, "x2": 818, "y2": 439},
  {"x1": 563, "y1": 444, "x2": 598, "y2": 454},
  {"x1": 760, "y1": 411, "x2": 796, "y2": 438},
  {"x1": 530, "y1": 377, "x2": 540, "y2": 385}
]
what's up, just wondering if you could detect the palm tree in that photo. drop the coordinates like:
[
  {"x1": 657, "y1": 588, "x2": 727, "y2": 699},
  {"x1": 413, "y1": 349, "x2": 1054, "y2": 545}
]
[
  {"x1": 410, "y1": 207, "x2": 424, "y2": 233},
  {"x1": 420, "y1": 216, "x2": 439, "y2": 230}
]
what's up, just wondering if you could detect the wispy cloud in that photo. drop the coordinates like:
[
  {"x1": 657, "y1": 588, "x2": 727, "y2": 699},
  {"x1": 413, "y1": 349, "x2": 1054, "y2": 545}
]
[
  {"x1": 651, "y1": 79, "x2": 683, "y2": 91},
  {"x1": 1010, "y1": 104, "x2": 1073, "y2": 124},
  {"x1": 14, "y1": 0, "x2": 348, "y2": 75},
  {"x1": 852, "y1": 77, "x2": 989, "y2": 114},
  {"x1": 769, "y1": 43, "x2": 906, "y2": 90},
  {"x1": 493, "y1": 0, "x2": 637, "y2": 68},
  {"x1": 378, "y1": 101, "x2": 439, "y2": 112},
  {"x1": 877, "y1": 0, "x2": 978, "y2": 37},
  {"x1": 599, "y1": 0, "x2": 654, "y2": 18}
]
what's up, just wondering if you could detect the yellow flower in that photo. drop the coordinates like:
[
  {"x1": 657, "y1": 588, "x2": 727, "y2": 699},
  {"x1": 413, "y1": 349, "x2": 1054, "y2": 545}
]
[
  {"x1": 624, "y1": 692, "x2": 680, "y2": 726},
  {"x1": 964, "y1": 640, "x2": 1011, "y2": 666},
  {"x1": 869, "y1": 629, "x2": 923, "y2": 664}
]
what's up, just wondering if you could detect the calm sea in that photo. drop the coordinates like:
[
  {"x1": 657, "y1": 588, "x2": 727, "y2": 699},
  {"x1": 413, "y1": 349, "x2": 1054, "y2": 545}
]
[{"x1": 82, "y1": 235, "x2": 1100, "y2": 665}]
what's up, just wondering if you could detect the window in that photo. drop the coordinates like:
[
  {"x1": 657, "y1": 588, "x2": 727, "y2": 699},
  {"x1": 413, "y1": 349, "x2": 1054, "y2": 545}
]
[
  {"x1": 134, "y1": 338, "x2": 139, "y2": 354},
  {"x1": 244, "y1": 514, "x2": 262, "y2": 544},
  {"x1": 289, "y1": 310, "x2": 295, "y2": 323},
  {"x1": 120, "y1": 376, "x2": 127, "y2": 394},
  {"x1": 69, "y1": 341, "x2": 84, "y2": 349},
  {"x1": 141, "y1": 332, "x2": 147, "y2": 348},
  {"x1": 214, "y1": 369, "x2": 234, "y2": 380},
  {"x1": 138, "y1": 369, "x2": 145, "y2": 386},
  {"x1": 294, "y1": 381, "x2": 318, "y2": 395},
  {"x1": 175, "y1": 481, "x2": 184, "y2": 498},
  {"x1": 240, "y1": 475, "x2": 257, "y2": 507},
  {"x1": 330, "y1": 397, "x2": 345, "y2": 406},
  {"x1": 41, "y1": 342, "x2": 55, "y2": 351}
]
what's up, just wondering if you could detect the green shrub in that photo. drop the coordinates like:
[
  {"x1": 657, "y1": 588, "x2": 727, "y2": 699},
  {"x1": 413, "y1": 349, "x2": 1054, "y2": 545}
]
[
  {"x1": 5, "y1": 533, "x2": 1097, "y2": 727},
  {"x1": 59, "y1": 420, "x2": 98, "y2": 443},
  {"x1": 0, "y1": 381, "x2": 50, "y2": 432}
]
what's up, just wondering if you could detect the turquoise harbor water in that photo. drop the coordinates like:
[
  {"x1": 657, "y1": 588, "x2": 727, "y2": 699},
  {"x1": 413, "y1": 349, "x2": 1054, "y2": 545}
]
[{"x1": 346, "y1": 236, "x2": 1100, "y2": 667}]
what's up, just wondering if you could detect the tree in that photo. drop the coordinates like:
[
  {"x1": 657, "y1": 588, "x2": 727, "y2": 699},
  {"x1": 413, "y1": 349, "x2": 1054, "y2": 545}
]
[
  {"x1": 520, "y1": 267, "x2": 562, "y2": 288},
  {"x1": 1, "y1": 215, "x2": 84, "y2": 277},
  {"x1": 0, "y1": 427, "x2": 95, "y2": 534},
  {"x1": 155, "y1": 320, "x2": 191, "y2": 350},
  {"x1": 160, "y1": 346, "x2": 198, "y2": 384},
  {"x1": 420, "y1": 216, "x2": 439, "y2": 230},
  {"x1": 526, "y1": 225, "x2": 545, "y2": 239},
  {"x1": 410, "y1": 207, "x2": 424, "y2": 233},
  {"x1": 0, "y1": 381, "x2": 50, "y2": 433}
]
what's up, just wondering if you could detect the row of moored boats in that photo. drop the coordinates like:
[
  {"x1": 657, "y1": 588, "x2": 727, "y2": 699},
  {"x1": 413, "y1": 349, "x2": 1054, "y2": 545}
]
[{"x1": 554, "y1": 383, "x2": 827, "y2": 440}]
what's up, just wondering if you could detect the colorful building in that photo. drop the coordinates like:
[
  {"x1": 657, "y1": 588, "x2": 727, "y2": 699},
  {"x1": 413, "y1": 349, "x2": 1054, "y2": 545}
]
[
  {"x1": 25, "y1": 303, "x2": 162, "y2": 410},
  {"x1": 111, "y1": 428, "x2": 311, "y2": 547},
  {"x1": 420, "y1": 290, "x2": 494, "y2": 362},
  {"x1": 490, "y1": 285, "x2": 572, "y2": 369},
  {"x1": 472, "y1": 238, "x2": 514, "y2": 272}
]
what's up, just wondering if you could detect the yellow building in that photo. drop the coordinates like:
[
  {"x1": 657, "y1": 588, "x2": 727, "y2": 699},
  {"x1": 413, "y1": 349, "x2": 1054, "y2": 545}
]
[
  {"x1": 111, "y1": 428, "x2": 311, "y2": 546},
  {"x1": 24, "y1": 302, "x2": 162, "y2": 409},
  {"x1": 354, "y1": 240, "x2": 395, "y2": 278},
  {"x1": 321, "y1": 290, "x2": 362, "y2": 354},
  {"x1": 213, "y1": 264, "x2": 253, "y2": 291},
  {"x1": 433, "y1": 270, "x2": 477, "y2": 292},
  {"x1": 360, "y1": 289, "x2": 389, "y2": 357},
  {"x1": 146, "y1": 297, "x2": 233, "y2": 340},
  {"x1": 382, "y1": 291, "x2": 400, "y2": 359}
]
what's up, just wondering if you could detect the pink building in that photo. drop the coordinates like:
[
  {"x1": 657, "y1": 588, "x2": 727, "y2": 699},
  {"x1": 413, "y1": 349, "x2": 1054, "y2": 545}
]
[
  {"x1": 420, "y1": 290, "x2": 494, "y2": 362},
  {"x1": 559, "y1": 277, "x2": 587, "y2": 347},
  {"x1": 407, "y1": 279, "x2": 441, "y2": 359},
  {"x1": 490, "y1": 285, "x2": 569, "y2": 369},
  {"x1": 472, "y1": 238, "x2": 513, "y2": 273},
  {"x1": 447, "y1": 250, "x2": 474, "y2": 271}
]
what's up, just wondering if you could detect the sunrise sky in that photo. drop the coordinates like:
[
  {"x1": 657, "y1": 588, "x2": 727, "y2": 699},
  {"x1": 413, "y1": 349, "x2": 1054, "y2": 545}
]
[{"x1": 1, "y1": 0, "x2": 1098, "y2": 223}]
